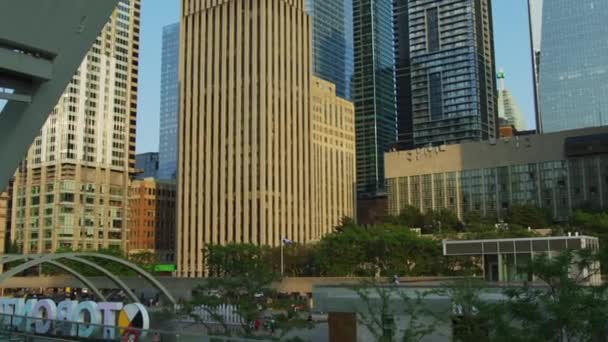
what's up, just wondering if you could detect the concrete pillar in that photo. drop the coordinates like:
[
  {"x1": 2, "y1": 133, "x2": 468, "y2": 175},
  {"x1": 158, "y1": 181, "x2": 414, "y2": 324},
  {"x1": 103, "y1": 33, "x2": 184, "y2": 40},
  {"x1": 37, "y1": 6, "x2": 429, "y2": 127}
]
[
  {"x1": 497, "y1": 254, "x2": 504, "y2": 282},
  {"x1": 328, "y1": 312, "x2": 356, "y2": 342}
]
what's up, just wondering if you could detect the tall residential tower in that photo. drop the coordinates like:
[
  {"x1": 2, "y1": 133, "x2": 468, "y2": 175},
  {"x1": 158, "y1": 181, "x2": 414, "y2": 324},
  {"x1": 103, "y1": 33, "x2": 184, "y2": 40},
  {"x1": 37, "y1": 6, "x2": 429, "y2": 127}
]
[
  {"x1": 395, "y1": 0, "x2": 498, "y2": 149},
  {"x1": 353, "y1": 0, "x2": 397, "y2": 196},
  {"x1": 10, "y1": 0, "x2": 141, "y2": 253},
  {"x1": 158, "y1": 23, "x2": 180, "y2": 180},
  {"x1": 497, "y1": 71, "x2": 526, "y2": 131}
]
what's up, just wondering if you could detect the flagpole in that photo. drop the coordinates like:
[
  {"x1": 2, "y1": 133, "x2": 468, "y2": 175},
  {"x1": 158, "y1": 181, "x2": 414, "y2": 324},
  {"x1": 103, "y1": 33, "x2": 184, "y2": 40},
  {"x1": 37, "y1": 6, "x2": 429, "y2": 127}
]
[{"x1": 280, "y1": 239, "x2": 284, "y2": 276}]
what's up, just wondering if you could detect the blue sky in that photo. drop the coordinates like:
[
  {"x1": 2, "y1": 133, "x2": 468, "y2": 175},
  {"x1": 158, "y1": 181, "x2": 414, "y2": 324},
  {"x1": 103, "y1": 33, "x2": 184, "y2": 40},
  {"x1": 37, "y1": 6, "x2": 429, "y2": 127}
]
[
  {"x1": 136, "y1": 0, "x2": 536, "y2": 153},
  {"x1": 137, "y1": 0, "x2": 179, "y2": 153}
]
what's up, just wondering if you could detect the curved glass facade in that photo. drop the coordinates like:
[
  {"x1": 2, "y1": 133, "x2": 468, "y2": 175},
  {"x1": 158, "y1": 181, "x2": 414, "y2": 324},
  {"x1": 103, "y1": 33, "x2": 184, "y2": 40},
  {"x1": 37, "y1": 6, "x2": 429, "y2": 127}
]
[
  {"x1": 305, "y1": 0, "x2": 354, "y2": 100},
  {"x1": 353, "y1": 0, "x2": 397, "y2": 195},
  {"x1": 158, "y1": 23, "x2": 180, "y2": 180},
  {"x1": 539, "y1": 0, "x2": 608, "y2": 133}
]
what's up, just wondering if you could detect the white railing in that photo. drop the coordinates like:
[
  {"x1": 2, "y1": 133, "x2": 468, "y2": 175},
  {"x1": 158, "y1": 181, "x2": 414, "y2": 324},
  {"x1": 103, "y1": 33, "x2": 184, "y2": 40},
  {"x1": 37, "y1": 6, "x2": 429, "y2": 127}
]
[{"x1": 189, "y1": 304, "x2": 244, "y2": 326}]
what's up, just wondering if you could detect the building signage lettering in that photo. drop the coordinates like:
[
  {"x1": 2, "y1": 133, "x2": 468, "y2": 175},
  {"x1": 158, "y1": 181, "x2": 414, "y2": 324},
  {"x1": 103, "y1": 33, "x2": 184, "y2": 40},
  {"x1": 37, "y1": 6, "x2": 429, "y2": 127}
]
[{"x1": 0, "y1": 298, "x2": 149, "y2": 339}]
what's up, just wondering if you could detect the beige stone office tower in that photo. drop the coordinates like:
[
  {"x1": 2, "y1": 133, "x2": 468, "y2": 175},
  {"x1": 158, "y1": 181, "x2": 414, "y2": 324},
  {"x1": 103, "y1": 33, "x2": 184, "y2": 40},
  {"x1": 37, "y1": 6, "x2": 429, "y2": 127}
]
[
  {"x1": 10, "y1": 0, "x2": 140, "y2": 254},
  {"x1": 311, "y1": 77, "x2": 356, "y2": 237},
  {"x1": 178, "y1": 0, "x2": 315, "y2": 277}
]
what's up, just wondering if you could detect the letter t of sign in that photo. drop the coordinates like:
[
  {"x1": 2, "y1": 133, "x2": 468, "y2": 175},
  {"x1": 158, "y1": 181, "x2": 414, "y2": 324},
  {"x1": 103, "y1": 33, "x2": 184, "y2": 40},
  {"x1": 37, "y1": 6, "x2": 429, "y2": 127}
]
[
  {"x1": 99, "y1": 302, "x2": 124, "y2": 340},
  {"x1": 57, "y1": 300, "x2": 78, "y2": 336}
]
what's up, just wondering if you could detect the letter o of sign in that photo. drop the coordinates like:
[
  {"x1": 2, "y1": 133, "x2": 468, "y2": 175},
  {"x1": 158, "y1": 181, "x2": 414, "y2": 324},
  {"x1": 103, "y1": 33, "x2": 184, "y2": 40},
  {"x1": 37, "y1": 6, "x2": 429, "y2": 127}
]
[
  {"x1": 71, "y1": 301, "x2": 102, "y2": 338},
  {"x1": 32, "y1": 299, "x2": 57, "y2": 334}
]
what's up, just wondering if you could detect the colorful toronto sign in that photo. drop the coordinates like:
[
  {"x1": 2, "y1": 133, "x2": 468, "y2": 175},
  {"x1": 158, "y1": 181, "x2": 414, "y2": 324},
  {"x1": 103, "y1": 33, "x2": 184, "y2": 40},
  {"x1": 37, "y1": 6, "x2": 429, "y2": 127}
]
[{"x1": 0, "y1": 298, "x2": 149, "y2": 339}]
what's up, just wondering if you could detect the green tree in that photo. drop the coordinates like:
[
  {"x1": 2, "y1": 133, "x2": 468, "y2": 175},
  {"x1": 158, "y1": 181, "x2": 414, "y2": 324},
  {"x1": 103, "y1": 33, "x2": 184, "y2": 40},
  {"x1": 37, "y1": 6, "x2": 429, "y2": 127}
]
[
  {"x1": 188, "y1": 244, "x2": 313, "y2": 338},
  {"x1": 335, "y1": 216, "x2": 358, "y2": 231},
  {"x1": 487, "y1": 250, "x2": 608, "y2": 342},
  {"x1": 314, "y1": 224, "x2": 446, "y2": 277},
  {"x1": 203, "y1": 243, "x2": 272, "y2": 277},
  {"x1": 571, "y1": 210, "x2": 608, "y2": 240},
  {"x1": 129, "y1": 251, "x2": 157, "y2": 271},
  {"x1": 6, "y1": 241, "x2": 21, "y2": 254},
  {"x1": 434, "y1": 278, "x2": 491, "y2": 342},
  {"x1": 2, "y1": 242, "x2": 25, "y2": 272},
  {"x1": 463, "y1": 211, "x2": 500, "y2": 233},
  {"x1": 506, "y1": 204, "x2": 550, "y2": 229},
  {"x1": 463, "y1": 225, "x2": 539, "y2": 240},
  {"x1": 384, "y1": 206, "x2": 425, "y2": 228},
  {"x1": 39, "y1": 247, "x2": 153, "y2": 277},
  {"x1": 355, "y1": 279, "x2": 442, "y2": 342},
  {"x1": 422, "y1": 208, "x2": 461, "y2": 234},
  {"x1": 571, "y1": 209, "x2": 608, "y2": 273},
  {"x1": 355, "y1": 279, "x2": 397, "y2": 342},
  {"x1": 314, "y1": 224, "x2": 370, "y2": 276},
  {"x1": 267, "y1": 243, "x2": 317, "y2": 277}
]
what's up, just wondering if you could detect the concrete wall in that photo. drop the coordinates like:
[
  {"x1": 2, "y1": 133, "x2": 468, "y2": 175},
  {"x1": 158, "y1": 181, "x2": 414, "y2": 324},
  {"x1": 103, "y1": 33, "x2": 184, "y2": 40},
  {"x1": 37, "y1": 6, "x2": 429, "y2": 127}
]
[
  {"x1": 314, "y1": 285, "x2": 506, "y2": 342},
  {"x1": 0, "y1": 276, "x2": 459, "y2": 301}
]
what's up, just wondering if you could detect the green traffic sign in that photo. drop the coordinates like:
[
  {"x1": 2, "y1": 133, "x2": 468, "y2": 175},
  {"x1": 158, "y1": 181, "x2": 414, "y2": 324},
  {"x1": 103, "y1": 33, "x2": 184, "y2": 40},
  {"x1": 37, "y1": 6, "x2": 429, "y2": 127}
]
[{"x1": 153, "y1": 264, "x2": 176, "y2": 272}]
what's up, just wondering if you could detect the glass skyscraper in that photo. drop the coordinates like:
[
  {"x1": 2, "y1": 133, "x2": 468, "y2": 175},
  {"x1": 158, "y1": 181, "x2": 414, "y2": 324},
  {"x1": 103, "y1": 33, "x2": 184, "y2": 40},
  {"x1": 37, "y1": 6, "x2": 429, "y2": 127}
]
[
  {"x1": 353, "y1": 0, "x2": 397, "y2": 195},
  {"x1": 305, "y1": 0, "x2": 354, "y2": 100},
  {"x1": 538, "y1": 0, "x2": 608, "y2": 133},
  {"x1": 527, "y1": 0, "x2": 543, "y2": 131},
  {"x1": 395, "y1": 0, "x2": 498, "y2": 149},
  {"x1": 158, "y1": 23, "x2": 179, "y2": 180},
  {"x1": 135, "y1": 152, "x2": 159, "y2": 180}
]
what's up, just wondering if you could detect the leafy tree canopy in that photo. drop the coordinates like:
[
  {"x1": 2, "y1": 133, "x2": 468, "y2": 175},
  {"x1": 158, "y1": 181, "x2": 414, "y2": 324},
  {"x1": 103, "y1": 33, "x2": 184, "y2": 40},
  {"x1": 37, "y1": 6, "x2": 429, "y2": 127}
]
[
  {"x1": 314, "y1": 224, "x2": 448, "y2": 277},
  {"x1": 39, "y1": 247, "x2": 157, "y2": 277},
  {"x1": 506, "y1": 204, "x2": 551, "y2": 229},
  {"x1": 188, "y1": 244, "x2": 312, "y2": 339}
]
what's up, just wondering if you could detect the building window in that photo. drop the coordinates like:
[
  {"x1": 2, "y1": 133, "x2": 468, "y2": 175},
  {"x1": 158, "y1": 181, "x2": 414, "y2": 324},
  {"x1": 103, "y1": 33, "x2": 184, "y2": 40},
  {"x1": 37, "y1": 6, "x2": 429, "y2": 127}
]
[
  {"x1": 60, "y1": 193, "x2": 75, "y2": 203},
  {"x1": 426, "y1": 8, "x2": 440, "y2": 52},
  {"x1": 429, "y1": 72, "x2": 443, "y2": 120}
]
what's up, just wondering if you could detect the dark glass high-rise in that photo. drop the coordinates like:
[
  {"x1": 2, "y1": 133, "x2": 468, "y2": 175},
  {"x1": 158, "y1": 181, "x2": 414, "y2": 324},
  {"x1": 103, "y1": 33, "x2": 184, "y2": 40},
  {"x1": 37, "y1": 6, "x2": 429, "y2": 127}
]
[
  {"x1": 353, "y1": 0, "x2": 397, "y2": 195},
  {"x1": 395, "y1": 0, "x2": 498, "y2": 149}
]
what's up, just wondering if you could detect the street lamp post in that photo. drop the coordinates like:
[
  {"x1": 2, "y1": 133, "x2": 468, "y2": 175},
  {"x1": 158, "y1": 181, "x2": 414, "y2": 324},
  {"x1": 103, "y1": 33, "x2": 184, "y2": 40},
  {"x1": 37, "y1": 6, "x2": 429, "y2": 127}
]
[{"x1": 280, "y1": 238, "x2": 293, "y2": 276}]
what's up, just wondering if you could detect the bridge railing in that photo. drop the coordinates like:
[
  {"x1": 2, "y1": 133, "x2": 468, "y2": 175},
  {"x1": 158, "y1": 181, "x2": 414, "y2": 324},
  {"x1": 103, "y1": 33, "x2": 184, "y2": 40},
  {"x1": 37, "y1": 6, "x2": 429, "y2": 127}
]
[{"x1": 0, "y1": 313, "x2": 266, "y2": 342}]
